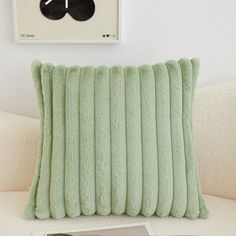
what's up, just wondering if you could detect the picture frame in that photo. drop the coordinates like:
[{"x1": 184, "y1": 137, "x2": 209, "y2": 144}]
[
  {"x1": 32, "y1": 223, "x2": 155, "y2": 236},
  {"x1": 12, "y1": 0, "x2": 122, "y2": 43}
]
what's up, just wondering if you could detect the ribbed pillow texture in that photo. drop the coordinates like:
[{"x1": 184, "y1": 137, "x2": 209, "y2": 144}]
[{"x1": 25, "y1": 58, "x2": 208, "y2": 220}]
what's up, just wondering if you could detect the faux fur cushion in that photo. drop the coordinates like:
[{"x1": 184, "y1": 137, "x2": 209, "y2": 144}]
[{"x1": 25, "y1": 58, "x2": 208, "y2": 220}]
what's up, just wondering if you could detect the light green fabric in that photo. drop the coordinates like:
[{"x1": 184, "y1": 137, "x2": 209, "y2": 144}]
[{"x1": 25, "y1": 58, "x2": 208, "y2": 220}]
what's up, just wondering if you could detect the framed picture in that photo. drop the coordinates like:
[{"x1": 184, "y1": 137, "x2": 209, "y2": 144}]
[
  {"x1": 13, "y1": 0, "x2": 121, "y2": 43},
  {"x1": 32, "y1": 223, "x2": 154, "y2": 236}
]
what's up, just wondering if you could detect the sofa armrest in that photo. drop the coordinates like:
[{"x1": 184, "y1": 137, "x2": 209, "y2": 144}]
[
  {"x1": 194, "y1": 81, "x2": 236, "y2": 200},
  {"x1": 0, "y1": 111, "x2": 39, "y2": 192}
]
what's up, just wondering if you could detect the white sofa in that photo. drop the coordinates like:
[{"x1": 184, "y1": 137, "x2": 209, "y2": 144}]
[{"x1": 0, "y1": 81, "x2": 236, "y2": 236}]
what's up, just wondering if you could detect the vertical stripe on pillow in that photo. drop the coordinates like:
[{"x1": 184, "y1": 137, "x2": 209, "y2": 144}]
[
  {"x1": 125, "y1": 66, "x2": 142, "y2": 216},
  {"x1": 139, "y1": 65, "x2": 158, "y2": 217},
  {"x1": 179, "y1": 59, "x2": 200, "y2": 219},
  {"x1": 65, "y1": 66, "x2": 81, "y2": 218},
  {"x1": 25, "y1": 61, "x2": 43, "y2": 220},
  {"x1": 191, "y1": 59, "x2": 208, "y2": 219},
  {"x1": 79, "y1": 66, "x2": 96, "y2": 216},
  {"x1": 154, "y1": 64, "x2": 173, "y2": 217},
  {"x1": 35, "y1": 63, "x2": 54, "y2": 219},
  {"x1": 167, "y1": 61, "x2": 187, "y2": 217},
  {"x1": 110, "y1": 66, "x2": 127, "y2": 215},
  {"x1": 50, "y1": 65, "x2": 67, "y2": 219},
  {"x1": 95, "y1": 66, "x2": 111, "y2": 215}
]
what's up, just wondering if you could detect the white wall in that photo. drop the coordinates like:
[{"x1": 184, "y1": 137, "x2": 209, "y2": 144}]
[{"x1": 0, "y1": 0, "x2": 236, "y2": 118}]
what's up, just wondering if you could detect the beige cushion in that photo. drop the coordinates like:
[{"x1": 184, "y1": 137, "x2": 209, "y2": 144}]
[
  {"x1": 0, "y1": 111, "x2": 39, "y2": 192},
  {"x1": 193, "y1": 81, "x2": 236, "y2": 200},
  {"x1": 0, "y1": 192, "x2": 235, "y2": 236}
]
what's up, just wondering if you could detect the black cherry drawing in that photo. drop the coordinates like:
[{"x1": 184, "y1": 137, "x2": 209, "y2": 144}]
[{"x1": 40, "y1": 0, "x2": 96, "y2": 21}]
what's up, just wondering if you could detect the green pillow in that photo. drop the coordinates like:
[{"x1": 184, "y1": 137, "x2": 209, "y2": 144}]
[{"x1": 25, "y1": 58, "x2": 208, "y2": 220}]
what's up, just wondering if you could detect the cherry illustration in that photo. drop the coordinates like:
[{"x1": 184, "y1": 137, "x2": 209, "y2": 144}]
[{"x1": 40, "y1": 0, "x2": 96, "y2": 21}]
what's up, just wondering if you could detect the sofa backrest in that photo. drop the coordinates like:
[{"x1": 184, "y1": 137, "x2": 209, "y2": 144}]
[
  {"x1": 0, "y1": 81, "x2": 235, "y2": 200},
  {"x1": 193, "y1": 81, "x2": 236, "y2": 200}
]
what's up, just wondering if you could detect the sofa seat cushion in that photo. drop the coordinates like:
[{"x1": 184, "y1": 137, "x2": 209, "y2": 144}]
[{"x1": 0, "y1": 192, "x2": 235, "y2": 236}]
